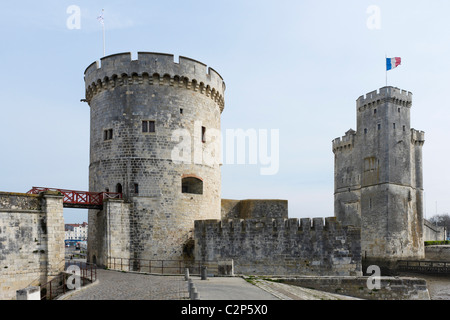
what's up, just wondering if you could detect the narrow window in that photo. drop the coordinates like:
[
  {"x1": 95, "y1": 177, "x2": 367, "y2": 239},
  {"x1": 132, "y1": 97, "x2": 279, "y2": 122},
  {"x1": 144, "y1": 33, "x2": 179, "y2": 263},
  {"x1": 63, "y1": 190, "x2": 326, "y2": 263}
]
[
  {"x1": 104, "y1": 129, "x2": 113, "y2": 141},
  {"x1": 180, "y1": 108, "x2": 183, "y2": 114},
  {"x1": 142, "y1": 120, "x2": 148, "y2": 133},
  {"x1": 142, "y1": 120, "x2": 155, "y2": 133},
  {"x1": 374, "y1": 109, "x2": 377, "y2": 114},
  {"x1": 377, "y1": 124, "x2": 381, "y2": 130},
  {"x1": 134, "y1": 183, "x2": 139, "y2": 194},
  {"x1": 369, "y1": 198, "x2": 372, "y2": 209},
  {"x1": 201, "y1": 126, "x2": 206, "y2": 143},
  {"x1": 398, "y1": 108, "x2": 400, "y2": 113},
  {"x1": 403, "y1": 125, "x2": 406, "y2": 131},
  {"x1": 393, "y1": 123, "x2": 396, "y2": 129},
  {"x1": 116, "y1": 183, "x2": 122, "y2": 194},
  {"x1": 364, "y1": 128, "x2": 367, "y2": 134}
]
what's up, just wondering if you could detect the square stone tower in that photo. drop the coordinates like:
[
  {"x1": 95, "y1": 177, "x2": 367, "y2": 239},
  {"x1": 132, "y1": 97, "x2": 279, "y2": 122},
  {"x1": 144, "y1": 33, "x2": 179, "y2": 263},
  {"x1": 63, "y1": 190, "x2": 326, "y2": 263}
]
[{"x1": 333, "y1": 86, "x2": 425, "y2": 268}]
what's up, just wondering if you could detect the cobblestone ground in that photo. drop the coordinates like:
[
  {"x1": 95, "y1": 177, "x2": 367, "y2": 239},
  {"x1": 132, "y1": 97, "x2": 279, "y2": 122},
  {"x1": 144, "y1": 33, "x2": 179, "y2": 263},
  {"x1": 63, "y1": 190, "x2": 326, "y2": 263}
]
[{"x1": 64, "y1": 269, "x2": 189, "y2": 300}]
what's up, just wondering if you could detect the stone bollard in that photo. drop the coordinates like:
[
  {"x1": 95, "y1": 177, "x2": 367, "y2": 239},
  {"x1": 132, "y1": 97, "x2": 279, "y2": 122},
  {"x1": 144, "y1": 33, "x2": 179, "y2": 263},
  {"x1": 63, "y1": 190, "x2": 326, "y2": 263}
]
[
  {"x1": 188, "y1": 278, "x2": 193, "y2": 299},
  {"x1": 16, "y1": 286, "x2": 40, "y2": 300},
  {"x1": 191, "y1": 286, "x2": 200, "y2": 300},
  {"x1": 185, "y1": 268, "x2": 190, "y2": 281},
  {"x1": 201, "y1": 266, "x2": 207, "y2": 280}
]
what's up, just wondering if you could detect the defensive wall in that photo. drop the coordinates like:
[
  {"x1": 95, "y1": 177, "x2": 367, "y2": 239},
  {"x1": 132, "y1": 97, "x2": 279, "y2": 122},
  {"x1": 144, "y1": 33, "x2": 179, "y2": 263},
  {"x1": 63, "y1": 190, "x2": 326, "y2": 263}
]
[
  {"x1": 0, "y1": 191, "x2": 65, "y2": 300},
  {"x1": 195, "y1": 199, "x2": 362, "y2": 276}
]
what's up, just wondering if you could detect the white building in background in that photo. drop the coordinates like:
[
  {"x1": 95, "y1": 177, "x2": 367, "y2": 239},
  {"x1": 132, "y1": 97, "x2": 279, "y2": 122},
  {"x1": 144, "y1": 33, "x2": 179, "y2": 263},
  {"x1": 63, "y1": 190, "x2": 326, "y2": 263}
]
[{"x1": 65, "y1": 222, "x2": 88, "y2": 241}]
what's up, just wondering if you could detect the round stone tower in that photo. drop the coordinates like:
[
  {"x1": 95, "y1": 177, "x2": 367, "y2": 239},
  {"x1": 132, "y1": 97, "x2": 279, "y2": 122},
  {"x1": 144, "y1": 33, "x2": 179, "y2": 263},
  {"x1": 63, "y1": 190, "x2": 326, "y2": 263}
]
[{"x1": 84, "y1": 52, "x2": 225, "y2": 265}]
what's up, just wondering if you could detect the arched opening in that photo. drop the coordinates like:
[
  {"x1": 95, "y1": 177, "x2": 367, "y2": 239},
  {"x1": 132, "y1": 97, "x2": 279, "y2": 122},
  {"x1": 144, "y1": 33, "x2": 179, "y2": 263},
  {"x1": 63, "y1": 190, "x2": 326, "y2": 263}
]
[
  {"x1": 181, "y1": 177, "x2": 203, "y2": 195},
  {"x1": 116, "y1": 183, "x2": 123, "y2": 194}
]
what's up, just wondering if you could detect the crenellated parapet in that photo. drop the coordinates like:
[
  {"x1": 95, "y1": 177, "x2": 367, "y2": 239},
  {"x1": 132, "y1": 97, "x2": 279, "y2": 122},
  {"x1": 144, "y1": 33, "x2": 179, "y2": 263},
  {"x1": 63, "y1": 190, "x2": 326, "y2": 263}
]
[
  {"x1": 194, "y1": 216, "x2": 361, "y2": 276},
  {"x1": 411, "y1": 129, "x2": 425, "y2": 146},
  {"x1": 84, "y1": 52, "x2": 226, "y2": 112},
  {"x1": 332, "y1": 129, "x2": 356, "y2": 153},
  {"x1": 357, "y1": 86, "x2": 412, "y2": 112},
  {"x1": 195, "y1": 216, "x2": 341, "y2": 234}
]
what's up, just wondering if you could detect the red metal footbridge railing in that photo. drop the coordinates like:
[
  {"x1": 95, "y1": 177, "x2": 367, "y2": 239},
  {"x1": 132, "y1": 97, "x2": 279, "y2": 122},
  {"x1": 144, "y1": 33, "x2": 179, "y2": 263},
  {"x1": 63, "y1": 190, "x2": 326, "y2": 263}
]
[{"x1": 27, "y1": 187, "x2": 122, "y2": 209}]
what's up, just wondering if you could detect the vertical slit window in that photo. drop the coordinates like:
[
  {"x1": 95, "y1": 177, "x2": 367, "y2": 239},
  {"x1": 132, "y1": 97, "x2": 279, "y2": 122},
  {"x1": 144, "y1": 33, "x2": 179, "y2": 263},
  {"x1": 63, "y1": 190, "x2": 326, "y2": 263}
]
[{"x1": 202, "y1": 126, "x2": 206, "y2": 143}]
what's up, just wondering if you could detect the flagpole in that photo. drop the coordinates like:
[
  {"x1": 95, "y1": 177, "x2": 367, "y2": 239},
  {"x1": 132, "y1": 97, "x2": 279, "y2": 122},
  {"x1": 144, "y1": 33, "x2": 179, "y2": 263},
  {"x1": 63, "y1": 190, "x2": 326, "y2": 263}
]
[
  {"x1": 102, "y1": 9, "x2": 105, "y2": 56},
  {"x1": 103, "y1": 19, "x2": 105, "y2": 56}
]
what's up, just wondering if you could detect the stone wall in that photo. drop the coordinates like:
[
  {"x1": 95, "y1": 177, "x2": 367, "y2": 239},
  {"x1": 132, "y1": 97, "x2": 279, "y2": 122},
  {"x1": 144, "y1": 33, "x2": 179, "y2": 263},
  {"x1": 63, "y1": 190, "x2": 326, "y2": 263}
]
[
  {"x1": 423, "y1": 219, "x2": 447, "y2": 241},
  {"x1": 194, "y1": 216, "x2": 362, "y2": 276},
  {"x1": 0, "y1": 191, "x2": 65, "y2": 300},
  {"x1": 221, "y1": 199, "x2": 288, "y2": 220},
  {"x1": 425, "y1": 245, "x2": 450, "y2": 261},
  {"x1": 276, "y1": 276, "x2": 430, "y2": 300}
]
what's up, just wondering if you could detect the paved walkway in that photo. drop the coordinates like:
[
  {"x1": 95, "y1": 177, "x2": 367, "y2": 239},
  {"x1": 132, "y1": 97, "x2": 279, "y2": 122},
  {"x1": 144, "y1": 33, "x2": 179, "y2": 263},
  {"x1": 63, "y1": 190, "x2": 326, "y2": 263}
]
[
  {"x1": 62, "y1": 268, "x2": 360, "y2": 300},
  {"x1": 62, "y1": 269, "x2": 189, "y2": 300}
]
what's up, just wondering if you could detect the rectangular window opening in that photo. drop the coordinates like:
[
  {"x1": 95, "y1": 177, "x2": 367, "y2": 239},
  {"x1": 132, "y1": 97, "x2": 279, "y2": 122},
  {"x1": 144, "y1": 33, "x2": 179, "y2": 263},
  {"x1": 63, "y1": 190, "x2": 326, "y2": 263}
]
[
  {"x1": 142, "y1": 120, "x2": 156, "y2": 133},
  {"x1": 104, "y1": 129, "x2": 113, "y2": 141}
]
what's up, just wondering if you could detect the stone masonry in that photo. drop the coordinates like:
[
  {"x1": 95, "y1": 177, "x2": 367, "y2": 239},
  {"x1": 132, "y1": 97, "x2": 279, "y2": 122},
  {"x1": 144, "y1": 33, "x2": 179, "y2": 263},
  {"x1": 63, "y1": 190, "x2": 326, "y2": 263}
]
[
  {"x1": 333, "y1": 86, "x2": 425, "y2": 268},
  {"x1": 194, "y1": 199, "x2": 362, "y2": 276},
  {"x1": 0, "y1": 191, "x2": 65, "y2": 300},
  {"x1": 84, "y1": 52, "x2": 225, "y2": 266}
]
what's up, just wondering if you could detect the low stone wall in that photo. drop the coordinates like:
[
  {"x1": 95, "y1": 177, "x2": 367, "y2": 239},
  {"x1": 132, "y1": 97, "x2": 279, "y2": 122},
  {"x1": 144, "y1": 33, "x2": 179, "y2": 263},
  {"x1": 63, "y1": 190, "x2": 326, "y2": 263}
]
[
  {"x1": 425, "y1": 245, "x2": 450, "y2": 261},
  {"x1": 275, "y1": 276, "x2": 430, "y2": 300}
]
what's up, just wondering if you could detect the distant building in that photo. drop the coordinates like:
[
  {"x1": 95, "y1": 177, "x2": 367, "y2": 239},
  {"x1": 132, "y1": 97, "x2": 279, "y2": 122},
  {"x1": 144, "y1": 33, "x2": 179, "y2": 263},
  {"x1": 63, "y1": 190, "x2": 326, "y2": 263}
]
[{"x1": 65, "y1": 222, "x2": 88, "y2": 241}]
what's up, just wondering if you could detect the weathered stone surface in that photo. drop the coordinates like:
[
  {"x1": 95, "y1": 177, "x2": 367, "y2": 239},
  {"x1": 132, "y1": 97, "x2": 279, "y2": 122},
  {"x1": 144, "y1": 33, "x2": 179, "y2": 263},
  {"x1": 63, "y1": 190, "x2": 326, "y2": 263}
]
[
  {"x1": 194, "y1": 217, "x2": 362, "y2": 276},
  {"x1": 0, "y1": 192, "x2": 64, "y2": 300},
  {"x1": 85, "y1": 53, "x2": 225, "y2": 265},
  {"x1": 333, "y1": 86, "x2": 425, "y2": 265}
]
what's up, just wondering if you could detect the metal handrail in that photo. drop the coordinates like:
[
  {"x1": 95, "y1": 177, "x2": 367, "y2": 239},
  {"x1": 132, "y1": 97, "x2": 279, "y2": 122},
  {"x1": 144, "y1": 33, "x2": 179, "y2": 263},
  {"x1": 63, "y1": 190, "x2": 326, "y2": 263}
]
[
  {"x1": 107, "y1": 257, "x2": 217, "y2": 275},
  {"x1": 27, "y1": 186, "x2": 122, "y2": 207},
  {"x1": 40, "y1": 261, "x2": 97, "y2": 300}
]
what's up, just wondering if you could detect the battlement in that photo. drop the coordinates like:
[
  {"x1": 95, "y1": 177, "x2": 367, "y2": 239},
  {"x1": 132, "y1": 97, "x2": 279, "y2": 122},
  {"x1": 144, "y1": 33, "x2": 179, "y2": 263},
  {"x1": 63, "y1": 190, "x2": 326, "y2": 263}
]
[
  {"x1": 357, "y1": 86, "x2": 412, "y2": 111},
  {"x1": 84, "y1": 52, "x2": 225, "y2": 111},
  {"x1": 411, "y1": 129, "x2": 425, "y2": 145},
  {"x1": 195, "y1": 216, "x2": 341, "y2": 234},
  {"x1": 194, "y1": 216, "x2": 362, "y2": 276},
  {"x1": 332, "y1": 129, "x2": 356, "y2": 153}
]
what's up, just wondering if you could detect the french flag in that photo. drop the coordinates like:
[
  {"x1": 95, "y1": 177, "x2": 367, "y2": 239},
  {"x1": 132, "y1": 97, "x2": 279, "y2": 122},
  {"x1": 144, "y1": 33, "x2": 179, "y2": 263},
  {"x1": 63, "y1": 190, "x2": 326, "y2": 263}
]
[{"x1": 386, "y1": 57, "x2": 401, "y2": 71}]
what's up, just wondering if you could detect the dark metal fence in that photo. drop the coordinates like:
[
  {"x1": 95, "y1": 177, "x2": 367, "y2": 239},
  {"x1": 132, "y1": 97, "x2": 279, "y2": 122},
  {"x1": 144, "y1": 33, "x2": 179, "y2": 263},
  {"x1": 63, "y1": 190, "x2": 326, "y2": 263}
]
[{"x1": 107, "y1": 257, "x2": 219, "y2": 275}]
